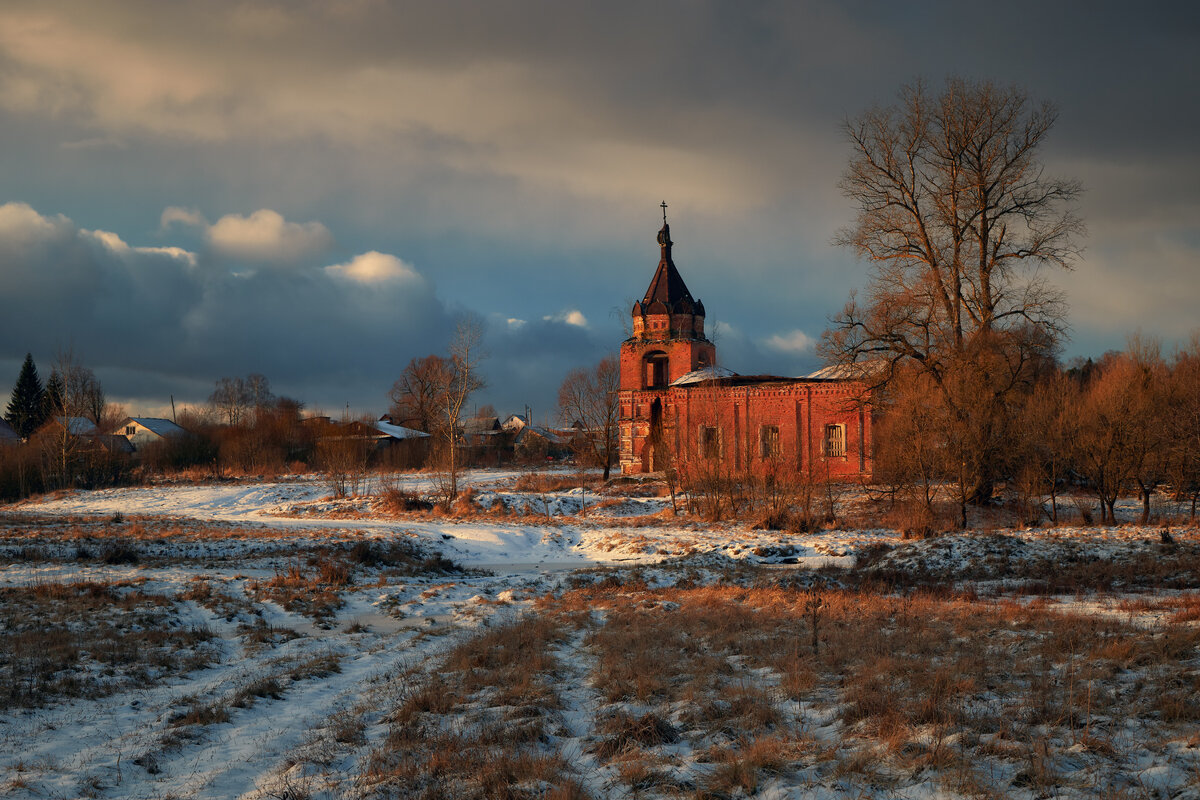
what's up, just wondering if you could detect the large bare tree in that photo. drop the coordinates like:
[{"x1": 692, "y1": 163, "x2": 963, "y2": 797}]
[
  {"x1": 388, "y1": 355, "x2": 453, "y2": 433},
  {"x1": 210, "y1": 376, "x2": 249, "y2": 426},
  {"x1": 824, "y1": 78, "x2": 1083, "y2": 501},
  {"x1": 557, "y1": 355, "x2": 619, "y2": 480}
]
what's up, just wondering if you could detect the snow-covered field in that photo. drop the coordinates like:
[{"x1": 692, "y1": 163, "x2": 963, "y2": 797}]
[{"x1": 1, "y1": 471, "x2": 1198, "y2": 799}]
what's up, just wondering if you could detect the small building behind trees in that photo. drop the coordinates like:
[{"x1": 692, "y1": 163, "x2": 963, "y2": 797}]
[
  {"x1": 111, "y1": 417, "x2": 189, "y2": 450},
  {"x1": 0, "y1": 418, "x2": 19, "y2": 446}
]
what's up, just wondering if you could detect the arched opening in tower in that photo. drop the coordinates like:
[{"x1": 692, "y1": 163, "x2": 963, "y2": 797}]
[{"x1": 643, "y1": 351, "x2": 669, "y2": 389}]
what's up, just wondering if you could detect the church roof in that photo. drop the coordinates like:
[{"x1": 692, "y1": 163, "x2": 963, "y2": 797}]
[
  {"x1": 634, "y1": 217, "x2": 704, "y2": 317},
  {"x1": 670, "y1": 366, "x2": 738, "y2": 386},
  {"x1": 804, "y1": 361, "x2": 886, "y2": 381}
]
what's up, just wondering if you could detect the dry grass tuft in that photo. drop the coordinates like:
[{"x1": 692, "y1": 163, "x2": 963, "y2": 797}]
[
  {"x1": 245, "y1": 556, "x2": 351, "y2": 623},
  {"x1": 590, "y1": 711, "x2": 679, "y2": 758}
]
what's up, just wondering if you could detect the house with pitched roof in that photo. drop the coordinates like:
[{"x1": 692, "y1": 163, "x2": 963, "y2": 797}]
[{"x1": 112, "y1": 417, "x2": 188, "y2": 450}]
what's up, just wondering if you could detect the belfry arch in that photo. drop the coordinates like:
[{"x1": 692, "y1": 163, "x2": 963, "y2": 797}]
[{"x1": 643, "y1": 351, "x2": 669, "y2": 389}]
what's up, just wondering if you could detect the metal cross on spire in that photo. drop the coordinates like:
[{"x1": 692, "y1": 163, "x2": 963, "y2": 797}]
[{"x1": 660, "y1": 200, "x2": 668, "y2": 224}]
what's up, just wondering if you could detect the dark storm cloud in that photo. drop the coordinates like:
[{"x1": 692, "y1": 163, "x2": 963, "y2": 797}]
[
  {"x1": 0, "y1": 0, "x2": 1196, "y2": 413},
  {"x1": 0, "y1": 203, "x2": 459, "y2": 409},
  {"x1": 481, "y1": 314, "x2": 609, "y2": 420}
]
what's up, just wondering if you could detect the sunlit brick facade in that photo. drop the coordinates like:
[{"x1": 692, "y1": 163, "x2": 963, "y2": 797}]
[{"x1": 618, "y1": 219, "x2": 873, "y2": 479}]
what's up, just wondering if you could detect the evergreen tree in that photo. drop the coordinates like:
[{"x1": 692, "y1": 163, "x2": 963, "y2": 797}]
[
  {"x1": 43, "y1": 371, "x2": 65, "y2": 419},
  {"x1": 5, "y1": 354, "x2": 45, "y2": 438}
]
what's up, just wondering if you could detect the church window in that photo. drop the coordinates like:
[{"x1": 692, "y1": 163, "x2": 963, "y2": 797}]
[
  {"x1": 700, "y1": 425, "x2": 721, "y2": 459},
  {"x1": 760, "y1": 425, "x2": 780, "y2": 459},
  {"x1": 823, "y1": 424, "x2": 846, "y2": 457}
]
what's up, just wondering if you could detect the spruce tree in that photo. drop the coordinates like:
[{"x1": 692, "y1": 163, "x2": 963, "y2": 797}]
[
  {"x1": 43, "y1": 371, "x2": 65, "y2": 420},
  {"x1": 5, "y1": 354, "x2": 45, "y2": 438}
]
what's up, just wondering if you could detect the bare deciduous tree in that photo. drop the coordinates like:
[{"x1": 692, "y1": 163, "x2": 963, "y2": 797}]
[
  {"x1": 1169, "y1": 333, "x2": 1200, "y2": 519},
  {"x1": 557, "y1": 355, "x2": 619, "y2": 480},
  {"x1": 1125, "y1": 337, "x2": 1172, "y2": 523},
  {"x1": 437, "y1": 318, "x2": 486, "y2": 503},
  {"x1": 824, "y1": 77, "x2": 1083, "y2": 502},
  {"x1": 316, "y1": 427, "x2": 371, "y2": 499},
  {"x1": 388, "y1": 355, "x2": 453, "y2": 433},
  {"x1": 210, "y1": 376, "x2": 249, "y2": 426},
  {"x1": 244, "y1": 373, "x2": 275, "y2": 422},
  {"x1": 209, "y1": 374, "x2": 274, "y2": 427},
  {"x1": 872, "y1": 366, "x2": 946, "y2": 533},
  {"x1": 1072, "y1": 354, "x2": 1151, "y2": 524},
  {"x1": 40, "y1": 351, "x2": 107, "y2": 488},
  {"x1": 1014, "y1": 371, "x2": 1076, "y2": 524}
]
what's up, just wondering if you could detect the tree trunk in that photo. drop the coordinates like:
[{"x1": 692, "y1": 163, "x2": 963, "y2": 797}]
[
  {"x1": 448, "y1": 434, "x2": 458, "y2": 502},
  {"x1": 967, "y1": 476, "x2": 994, "y2": 506}
]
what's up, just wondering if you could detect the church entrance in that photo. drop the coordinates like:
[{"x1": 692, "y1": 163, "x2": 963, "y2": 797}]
[{"x1": 642, "y1": 398, "x2": 663, "y2": 472}]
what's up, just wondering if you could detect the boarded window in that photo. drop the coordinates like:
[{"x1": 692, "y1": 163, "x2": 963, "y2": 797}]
[
  {"x1": 760, "y1": 425, "x2": 780, "y2": 459},
  {"x1": 700, "y1": 425, "x2": 721, "y2": 460},
  {"x1": 823, "y1": 423, "x2": 845, "y2": 457}
]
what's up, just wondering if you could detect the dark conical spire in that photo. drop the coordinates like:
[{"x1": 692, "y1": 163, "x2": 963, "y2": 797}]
[{"x1": 635, "y1": 202, "x2": 702, "y2": 316}]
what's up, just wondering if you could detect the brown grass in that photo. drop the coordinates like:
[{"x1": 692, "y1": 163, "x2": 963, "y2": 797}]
[
  {"x1": 697, "y1": 735, "x2": 811, "y2": 798},
  {"x1": 348, "y1": 578, "x2": 1200, "y2": 798},
  {"x1": 245, "y1": 555, "x2": 352, "y2": 624},
  {"x1": 512, "y1": 473, "x2": 594, "y2": 494},
  {"x1": 0, "y1": 580, "x2": 215, "y2": 708},
  {"x1": 589, "y1": 711, "x2": 679, "y2": 759}
]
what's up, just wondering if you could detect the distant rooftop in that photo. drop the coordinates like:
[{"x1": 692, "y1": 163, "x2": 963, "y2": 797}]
[{"x1": 124, "y1": 417, "x2": 187, "y2": 437}]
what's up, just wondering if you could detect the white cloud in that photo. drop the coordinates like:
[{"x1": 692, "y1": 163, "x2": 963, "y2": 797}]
[
  {"x1": 0, "y1": 201, "x2": 64, "y2": 241},
  {"x1": 324, "y1": 251, "x2": 422, "y2": 285},
  {"x1": 86, "y1": 229, "x2": 129, "y2": 252},
  {"x1": 160, "y1": 206, "x2": 207, "y2": 230},
  {"x1": 207, "y1": 209, "x2": 332, "y2": 263},
  {"x1": 506, "y1": 318, "x2": 527, "y2": 329},
  {"x1": 763, "y1": 329, "x2": 815, "y2": 354},
  {"x1": 136, "y1": 245, "x2": 198, "y2": 268},
  {"x1": 543, "y1": 309, "x2": 588, "y2": 328}
]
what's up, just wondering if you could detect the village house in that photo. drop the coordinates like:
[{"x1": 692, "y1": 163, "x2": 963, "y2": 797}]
[
  {"x1": 34, "y1": 416, "x2": 134, "y2": 457},
  {"x1": 111, "y1": 416, "x2": 188, "y2": 450},
  {"x1": 618, "y1": 213, "x2": 873, "y2": 478},
  {"x1": 0, "y1": 418, "x2": 19, "y2": 446}
]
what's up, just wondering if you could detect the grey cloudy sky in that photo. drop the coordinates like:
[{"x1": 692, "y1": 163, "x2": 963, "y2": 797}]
[{"x1": 1, "y1": 0, "x2": 1197, "y2": 420}]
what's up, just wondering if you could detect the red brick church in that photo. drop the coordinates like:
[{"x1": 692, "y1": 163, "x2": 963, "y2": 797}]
[{"x1": 618, "y1": 211, "x2": 874, "y2": 479}]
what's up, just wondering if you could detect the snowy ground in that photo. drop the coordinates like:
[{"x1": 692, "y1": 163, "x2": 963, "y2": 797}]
[{"x1": 1, "y1": 471, "x2": 1198, "y2": 799}]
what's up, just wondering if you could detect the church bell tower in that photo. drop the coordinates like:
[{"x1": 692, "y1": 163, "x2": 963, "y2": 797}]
[{"x1": 620, "y1": 204, "x2": 716, "y2": 392}]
